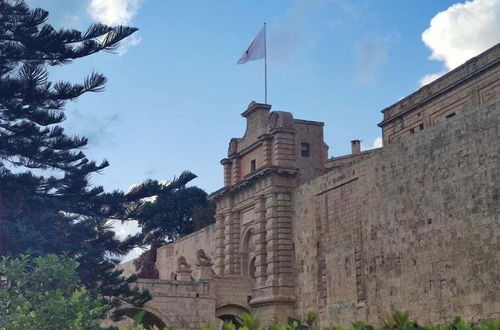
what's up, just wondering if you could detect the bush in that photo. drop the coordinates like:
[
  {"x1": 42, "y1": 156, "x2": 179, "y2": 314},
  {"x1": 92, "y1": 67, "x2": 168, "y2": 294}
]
[
  {"x1": 0, "y1": 255, "x2": 106, "y2": 330},
  {"x1": 213, "y1": 312, "x2": 500, "y2": 330}
]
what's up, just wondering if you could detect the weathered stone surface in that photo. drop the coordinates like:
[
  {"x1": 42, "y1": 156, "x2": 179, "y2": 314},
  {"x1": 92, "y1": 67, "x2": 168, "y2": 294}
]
[
  {"x1": 116, "y1": 43, "x2": 499, "y2": 328},
  {"x1": 295, "y1": 99, "x2": 499, "y2": 326}
]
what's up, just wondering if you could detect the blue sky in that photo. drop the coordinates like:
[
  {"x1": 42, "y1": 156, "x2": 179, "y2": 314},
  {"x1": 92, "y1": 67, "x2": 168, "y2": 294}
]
[{"x1": 27, "y1": 0, "x2": 500, "y2": 195}]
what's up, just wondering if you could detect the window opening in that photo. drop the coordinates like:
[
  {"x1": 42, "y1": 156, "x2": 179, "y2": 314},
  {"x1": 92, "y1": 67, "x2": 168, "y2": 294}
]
[{"x1": 301, "y1": 143, "x2": 310, "y2": 157}]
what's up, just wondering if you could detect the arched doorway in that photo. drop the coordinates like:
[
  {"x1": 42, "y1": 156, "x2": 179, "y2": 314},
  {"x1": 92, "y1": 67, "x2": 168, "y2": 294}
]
[
  {"x1": 114, "y1": 308, "x2": 168, "y2": 329},
  {"x1": 216, "y1": 304, "x2": 249, "y2": 328},
  {"x1": 218, "y1": 314, "x2": 242, "y2": 327},
  {"x1": 241, "y1": 228, "x2": 256, "y2": 279}
]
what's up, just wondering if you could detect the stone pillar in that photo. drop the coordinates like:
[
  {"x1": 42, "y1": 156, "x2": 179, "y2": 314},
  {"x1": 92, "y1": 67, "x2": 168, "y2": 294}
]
[
  {"x1": 222, "y1": 161, "x2": 232, "y2": 187},
  {"x1": 272, "y1": 131, "x2": 296, "y2": 167},
  {"x1": 177, "y1": 268, "x2": 193, "y2": 281},
  {"x1": 251, "y1": 190, "x2": 295, "y2": 324},
  {"x1": 223, "y1": 211, "x2": 233, "y2": 275},
  {"x1": 224, "y1": 210, "x2": 241, "y2": 275},
  {"x1": 254, "y1": 195, "x2": 268, "y2": 287},
  {"x1": 231, "y1": 158, "x2": 241, "y2": 185},
  {"x1": 214, "y1": 213, "x2": 225, "y2": 275},
  {"x1": 231, "y1": 211, "x2": 241, "y2": 275},
  {"x1": 276, "y1": 191, "x2": 294, "y2": 286},
  {"x1": 264, "y1": 190, "x2": 294, "y2": 286},
  {"x1": 263, "y1": 137, "x2": 272, "y2": 166},
  {"x1": 265, "y1": 192, "x2": 280, "y2": 286},
  {"x1": 196, "y1": 265, "x2": 213, "y2": 280}
]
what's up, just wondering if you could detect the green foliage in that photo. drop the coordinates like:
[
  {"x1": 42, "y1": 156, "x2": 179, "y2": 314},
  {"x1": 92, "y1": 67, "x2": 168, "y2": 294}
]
[
  {"x1": 202, "y1": 322, "x2": 219, "y2": 330},
  {"x1": 382, "y1": 311, "x2": 422, "y2": 330},
  {"x1": 0, "y1": 0, "x2": 151, "y2": 309},
  {"x1": 238, "y1": 313, "x2": 262, "y2": 330},
  {"x1": 0, "y1": 254, "x2": 106, "y2": 330},
  {"x1": 126, "y1": 172, "x2": 215, "y2": 245},
  {"x1": 221, "y1": 321, "x2": 237, "y2": 330},
  {"x1": 217, "y1": 312, "x2": 499, "y2": 330}
]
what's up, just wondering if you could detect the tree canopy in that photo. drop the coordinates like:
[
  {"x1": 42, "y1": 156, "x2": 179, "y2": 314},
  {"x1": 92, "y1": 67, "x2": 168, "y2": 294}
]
[
  {"x1": 0, "y1": 0, "x2": 148, "y2": 308},
  {"x1": 0, "y1": 0, "x2": 215, "y2": 311}
]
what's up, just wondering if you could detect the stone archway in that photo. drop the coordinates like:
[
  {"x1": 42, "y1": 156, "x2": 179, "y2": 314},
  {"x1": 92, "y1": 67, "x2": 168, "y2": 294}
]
[
  {"x1": 114, "y1": 307, "x2": 168, "y2": 329},
  {"x1": 216, "y1": 304, "x2": 250, "y2": 327}
]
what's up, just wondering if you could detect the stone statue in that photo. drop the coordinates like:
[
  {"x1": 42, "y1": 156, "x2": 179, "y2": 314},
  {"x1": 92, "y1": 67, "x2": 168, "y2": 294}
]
[
  {"x1": 196, "y1": 249, "x2": 213, "y2": 267},
  {"x1": 176, "y1": 256, "x2": 191, "y2": 271}
]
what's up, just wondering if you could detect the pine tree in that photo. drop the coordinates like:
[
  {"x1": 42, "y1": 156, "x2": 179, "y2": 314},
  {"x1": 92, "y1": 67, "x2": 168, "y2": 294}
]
[
  {"x1": 125, "y1": 172, "x2": 215, "y2": 278},
  {"x1": 0, "y1": 0, "x2": 149, "y2": 308}
]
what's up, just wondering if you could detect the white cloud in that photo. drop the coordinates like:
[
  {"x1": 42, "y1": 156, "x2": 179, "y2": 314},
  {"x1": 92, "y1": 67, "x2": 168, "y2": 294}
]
[
  {"x1": 113, "y1": 220, "x2": 140, "y2": 240},
  {"x1": 112, "y1": 220, "x2": 144, "y2": 262},
  {"x1": 372, "y1": 137, "x2": 383, "y2": 148},
  {"x1": 420, "y1": 0, "x2": 500, "y2": 84},
  {"x1": 87, "y1": 0, "x2": 142, "y2": 26},
  {"x1": 117, "y1": 34, "x2": 142, "y2": 56},
  {"x1": 419, "y1": 70, "x2": 447, "y2": 87},
  {"x1": 121, "y1": 247, "x2": 144, "y2": 262}
]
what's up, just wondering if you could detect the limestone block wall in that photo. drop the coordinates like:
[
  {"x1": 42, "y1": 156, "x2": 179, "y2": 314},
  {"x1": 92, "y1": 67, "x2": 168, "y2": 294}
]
[
  {"x1": 136, "y1": 279, "x2": 216, "y2": 329},
  {"x1": 294, "y1": 120, "x2": 328, "y2": 183},
  {"x1": 214, "y1": 277, "x2": 253, "y2": 313},
  {"x1": 380, "y1": 44, "x2": 499, "y2": 145},
  {"x1": 156, "y1": 224, "x2": 216, "y2": 279},
  {"x1": 293, "y1": 99, "x2": 499, "y2": 326}
]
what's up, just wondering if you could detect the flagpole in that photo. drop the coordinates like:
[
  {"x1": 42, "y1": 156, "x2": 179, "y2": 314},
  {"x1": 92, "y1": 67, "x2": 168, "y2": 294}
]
[{"x1": 264, "y1": 22, "x2": 267, "y2": 104}]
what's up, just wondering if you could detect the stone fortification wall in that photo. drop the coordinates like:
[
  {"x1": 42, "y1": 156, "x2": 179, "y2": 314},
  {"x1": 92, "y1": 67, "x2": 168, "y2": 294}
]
[
  {"x1": 156, "y1": 224, "x2": 216, "y2": 279},
  {"x1": 380, "y1": 43, "x2": 499, "y2": 145},
  {"x1": 293, "y1": 99, "x2": 499, "y2": 326}
]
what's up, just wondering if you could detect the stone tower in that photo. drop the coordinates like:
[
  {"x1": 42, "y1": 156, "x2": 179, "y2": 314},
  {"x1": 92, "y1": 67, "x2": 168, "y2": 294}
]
[{"x1": 210, "y1": 101, "x2": 328, "y2": 322}]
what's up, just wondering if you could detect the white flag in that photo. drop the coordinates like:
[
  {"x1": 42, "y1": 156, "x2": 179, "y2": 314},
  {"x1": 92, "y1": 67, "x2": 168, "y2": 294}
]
[{"x1": 237, "y1": 26, "x2": 266, "y2": 64}]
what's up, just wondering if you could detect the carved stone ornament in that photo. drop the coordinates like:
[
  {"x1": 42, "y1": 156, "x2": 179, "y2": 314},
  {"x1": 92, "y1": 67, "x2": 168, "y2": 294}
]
[
  {"x1": 176, "y1": 256, "x2": 191, "y2": 271},
  {"x1": 268, "y1": 111, "x2": 294, "y2": 130},
  {"x1": 196, "y1": 249, "x2": 213, "y2": 267}
]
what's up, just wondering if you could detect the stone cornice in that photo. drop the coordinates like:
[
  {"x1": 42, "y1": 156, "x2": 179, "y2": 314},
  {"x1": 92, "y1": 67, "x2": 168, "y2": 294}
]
[
  {"x1": 241, "y1": 102, "x2": 271, "y2": 118},
  {"x1": 208, "y1": 165, "x2": 298, "y2": 201}
]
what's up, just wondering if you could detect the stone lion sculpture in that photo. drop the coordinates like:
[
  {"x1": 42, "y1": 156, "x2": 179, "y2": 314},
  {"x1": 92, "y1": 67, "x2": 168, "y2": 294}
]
[
  {"x1": 176, "y1": 256, "x2": 191, "y2": 271},
  {"x1": 196, "y1": 249, "x2": 213, "y2": 267}
]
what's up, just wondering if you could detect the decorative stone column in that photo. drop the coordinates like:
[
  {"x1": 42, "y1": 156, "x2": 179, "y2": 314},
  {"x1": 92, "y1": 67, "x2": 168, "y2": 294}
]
[
  {"x1": 251, "y1": 190, "x2": 295, "y2": 324},
  {"x1": 214, "y1": 213, "x2": 225, "y2": 275},
  {"x1": 265, "y1": 190, "x2": 294, "y2": 287},
  {"x1": 231, "y1": 158, "x2": 241, "y2": 185},
  {"x1": 253, "y1": 195, "x2": 268, "y2": 287},
  {"x1": 222, "y1": 160, "x2": 232, "y2": 187},
  {"x1": 276, "y1": 191, "x2": 293, "y2": 286},
  {"x1": 224, "y1": 209, "x2": 241, "y2": 275},
  {"x1": 262, "y1": 136, "x2": 272, "y2": 166},
  {"x1": 265, "y1": 192, "x2": 280, "y2": 286},
  {"x1": 223, "y1": 211, "x2": 233, "y2": 275}
]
